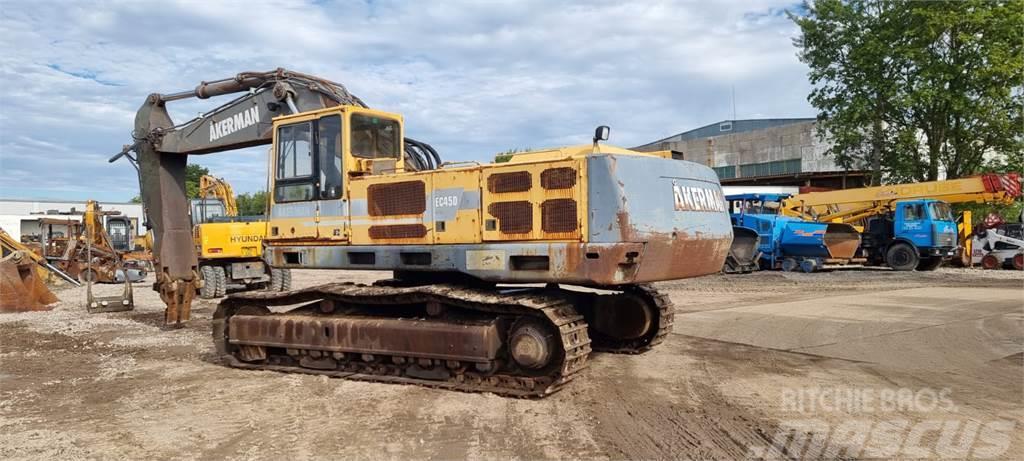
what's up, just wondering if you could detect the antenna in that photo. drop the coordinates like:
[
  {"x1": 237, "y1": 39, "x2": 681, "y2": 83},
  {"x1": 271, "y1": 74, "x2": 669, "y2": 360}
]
[{"x1": 731, "y1": 85, "x2": 737, "y2": 121}]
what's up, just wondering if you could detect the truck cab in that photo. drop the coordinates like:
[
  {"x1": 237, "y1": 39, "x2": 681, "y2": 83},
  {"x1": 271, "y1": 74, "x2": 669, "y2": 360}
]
[{"x1": 862, "y1": 199, "x2": 958, "y2": 270}]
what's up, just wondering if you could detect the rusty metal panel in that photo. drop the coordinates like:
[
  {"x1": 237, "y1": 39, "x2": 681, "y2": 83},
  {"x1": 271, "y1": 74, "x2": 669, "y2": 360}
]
[
  {"x1": 541, "y1": 167, "x2": 576, "y2": 190},
  {"x1": 488, "y1": 201, "x2": 533, "y2": 234},
  {"x1": 368, "y1": 181, "x2": 426, "y2": 216},
  {"x1": 229, "y1": 314, "x2": 502, "y2": 362},
  {"x1": 487, "y1": 171, "x2": 532, "y2": 193},
  {"x1": 541, "y1": 199, "x2": 578, "y2": 233},
  {"x1": 368, "y1": 224, "x2": 428, "y2": 239}
]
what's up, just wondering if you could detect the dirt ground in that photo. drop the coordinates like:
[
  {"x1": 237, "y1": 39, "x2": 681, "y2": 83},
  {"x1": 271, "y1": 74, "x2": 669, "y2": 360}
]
[{"x1": 1, "y1": 267, "x2": 1021, "y2": 460}]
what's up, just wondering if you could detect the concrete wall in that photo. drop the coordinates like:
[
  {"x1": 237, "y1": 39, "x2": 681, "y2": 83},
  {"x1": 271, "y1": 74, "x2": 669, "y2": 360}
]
[{"x1": 635, "y1": 120, "x2": 844, "y2": 176}]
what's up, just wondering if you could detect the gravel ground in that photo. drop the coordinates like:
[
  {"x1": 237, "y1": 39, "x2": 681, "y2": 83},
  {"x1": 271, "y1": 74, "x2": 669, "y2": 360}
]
[{"x1": 1, "y1": 267, "x2": 1021, "y2": 460}]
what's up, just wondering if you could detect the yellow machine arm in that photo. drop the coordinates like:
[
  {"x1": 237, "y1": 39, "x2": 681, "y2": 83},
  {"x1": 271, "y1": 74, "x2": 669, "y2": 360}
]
[
  {"x1": 199, "y1": 175, "x2": 238, "y2": 217},
  {"x1": 781, "y1": 173, "x2": 1022, "y2": 223}
]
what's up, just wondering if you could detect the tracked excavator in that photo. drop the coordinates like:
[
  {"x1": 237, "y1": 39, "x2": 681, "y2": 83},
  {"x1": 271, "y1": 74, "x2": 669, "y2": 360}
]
[{"x1": 112, "y1": 69, "x2": 733, "y2": 396}]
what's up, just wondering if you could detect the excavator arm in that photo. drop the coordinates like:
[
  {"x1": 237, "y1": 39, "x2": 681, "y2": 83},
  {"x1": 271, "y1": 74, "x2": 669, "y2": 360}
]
[
  {"x1": 199, "y1": 175, "x2": 238, "y2": 217},
  {"x1": 111, "y1": 68, "x2": 440, "y2": 326}
]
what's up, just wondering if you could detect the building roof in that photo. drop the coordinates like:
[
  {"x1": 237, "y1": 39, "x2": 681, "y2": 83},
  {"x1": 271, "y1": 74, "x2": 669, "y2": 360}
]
[{"x1": 635, "y1": 118, "x2": 816, "y2": 150}]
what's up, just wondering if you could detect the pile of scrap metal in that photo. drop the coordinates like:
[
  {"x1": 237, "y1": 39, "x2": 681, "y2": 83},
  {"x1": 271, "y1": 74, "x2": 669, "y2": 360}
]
[
  {"x1": 0, "y1": 228, "x2": 79, "y2": 312},
  {"x1": 35, "y1": 201, "x2": 147, "y2": 284}
]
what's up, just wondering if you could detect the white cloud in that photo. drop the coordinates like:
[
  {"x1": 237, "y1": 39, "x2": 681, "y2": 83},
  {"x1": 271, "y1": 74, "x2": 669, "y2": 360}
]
[{"x1": 0, "y1": 0, "x2": 813, "y2": 201}]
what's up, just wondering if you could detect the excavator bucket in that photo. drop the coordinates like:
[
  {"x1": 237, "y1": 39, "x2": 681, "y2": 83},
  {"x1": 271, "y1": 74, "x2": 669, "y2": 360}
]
[
  {"x1": 85, "y1": 277, "x2": 134, "y2": 313},
  {"x1": 84, "y1": 239, "x2": 134, "y2": 313},
  {"x1": 723, "y1": 226, "x2": 761, "y2": 273},
  {"x1": 0, "y1": 251, "x2": 58, "y2": 312}
]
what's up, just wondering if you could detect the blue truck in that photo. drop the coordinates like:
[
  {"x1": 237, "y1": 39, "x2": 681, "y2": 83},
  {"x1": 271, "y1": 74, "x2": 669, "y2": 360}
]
[
  {"x1": 857, "y1": 198, "x2": 958, "y2": 271},
  {"x1": 727, "y1": 193, "x2": 862, "y2": 273},
  {"x1": 727, "y1": 193, "x2": 959, "y2": 272}
]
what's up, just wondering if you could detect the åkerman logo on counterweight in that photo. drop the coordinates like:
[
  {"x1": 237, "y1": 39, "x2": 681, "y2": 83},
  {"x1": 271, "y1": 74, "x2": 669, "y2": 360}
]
[{"x1": 210, "y1": 106, "x2": 260, "y2": 142}]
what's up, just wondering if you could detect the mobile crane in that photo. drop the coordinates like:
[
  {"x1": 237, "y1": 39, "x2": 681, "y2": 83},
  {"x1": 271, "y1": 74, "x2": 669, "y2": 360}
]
[
  {"x1": 778, "y1": 174, "x2": 1021, "y2": 270},
  {"x1": 112, "y1": 68, "x2": 733, "y2": 396},
  {"x1": 193, "y1": 175, "x2": 291, "y2": 298}
]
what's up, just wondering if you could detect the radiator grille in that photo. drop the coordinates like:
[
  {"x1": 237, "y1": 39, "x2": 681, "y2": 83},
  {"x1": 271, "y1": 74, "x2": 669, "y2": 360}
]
[
  {"x1": 367, "y1": 181, "x2": 425, "y2": 216},
  {"x1": 541, "y1": 199, "x2": 578, "y2": 233},
  {"x1": 540, "y1": 167, "x2": 576, "y2": 190},
  {"x1": 368, "y1": 224, "x2": 428, "y2": 239},
  {"x1": 487, "y1": 172, "x2": 532, "y2": 193},
  {"x1": 488, "y1": 201, "x2": 533, "y2": 234}
]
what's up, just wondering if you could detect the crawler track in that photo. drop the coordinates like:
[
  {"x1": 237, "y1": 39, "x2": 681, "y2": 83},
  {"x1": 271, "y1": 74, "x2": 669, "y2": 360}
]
[
  {"x1": 214, "y1": 283, "x2": 593, "y2": 397},
  {"x1": 587, "y1": 284, "x2": 674, "y2": 354}
]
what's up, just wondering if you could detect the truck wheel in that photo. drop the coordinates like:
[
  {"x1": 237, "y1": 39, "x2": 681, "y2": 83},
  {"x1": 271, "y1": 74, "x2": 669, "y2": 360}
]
[
  {"x1": 916, "y1": 256, "x2": 943, "y2": 271},
  {"x1": 199, "y1": 266, "x2": 217, "y2": 299},
  {"x1": 799, "y1": 259, "x2": 818, "y2": 273},
  {"x1": 214, "y1": 266, "x2": 227, "y2": 297},
  {"x1": 886, "y1": 243, "x2": 919, "y2": 271},
  {"x1": 781, "y1": 258, "x2": 799, "y2": 272}
]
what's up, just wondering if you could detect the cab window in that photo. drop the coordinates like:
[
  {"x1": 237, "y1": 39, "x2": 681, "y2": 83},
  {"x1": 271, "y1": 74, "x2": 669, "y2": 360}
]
[
  {"x1": 351, "y1": 114, "x2": 399, "y2": 159},
  {"x1": 276, "y1": 122, "x2": 313, "y2": 179},
  {"x1": 318, "y1": 115, "x2": 343, "y2": 199},
  {"x1": 275, "y1": 122, "x2": 315, "y2": 203},
  {"x1": 902, "y1": 203, "x2": 925, "y2": 221},
  {"x1": 929, "y1": 202, "x2": 953, "y2": 221}
]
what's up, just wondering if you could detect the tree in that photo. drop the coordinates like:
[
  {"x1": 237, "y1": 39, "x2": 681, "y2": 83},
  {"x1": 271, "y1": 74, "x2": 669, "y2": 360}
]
[
  {"x1": 903, "y1": 0, "x2": 1023, "y2": 180},
  {"x1": 185, "y1": 164, "x2": 210, "y2": 199},
  {"x1": 791, "y1": 0, "x2": 1023, "y2": 183},
  {"x1": 236, "y1": 191, "x2": 269, "y2": 216}
]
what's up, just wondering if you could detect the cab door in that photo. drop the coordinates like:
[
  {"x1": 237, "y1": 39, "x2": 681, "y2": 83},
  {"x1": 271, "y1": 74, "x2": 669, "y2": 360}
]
[
  {"x1": 314, "y1": 114, "x2": 348, "y2": 240},
  {"x1": 268, "y1": 119, "x2": 320, "y2": 241},
  {"x1": 895, "y1": 202, "x2": 929, "y2": 246}
]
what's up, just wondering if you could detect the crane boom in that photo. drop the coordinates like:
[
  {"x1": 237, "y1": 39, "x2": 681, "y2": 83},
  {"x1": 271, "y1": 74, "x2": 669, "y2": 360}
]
[
  {"x1": 781, "y1": 173, "x2": 1022, "y2": 224},
  {"x1": 112, "y1": 68, "x2": 440, "y2": 325}
]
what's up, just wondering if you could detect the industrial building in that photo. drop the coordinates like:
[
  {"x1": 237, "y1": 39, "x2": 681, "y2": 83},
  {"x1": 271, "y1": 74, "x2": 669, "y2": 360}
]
[
  {"x1": 0, "y1": 198, "x2": 143, "y2": 243},
  {"x1": 634, "y1": 118, "x2": 869, "y2": 190}
]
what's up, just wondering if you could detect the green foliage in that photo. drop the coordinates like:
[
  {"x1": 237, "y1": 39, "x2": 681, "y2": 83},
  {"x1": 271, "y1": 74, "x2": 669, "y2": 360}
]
[
  {"x1": 185, "y1": 164, "x2": 210, "y2": 199},
  {"x1": 791, "y1": 0, "x2": 1023, "y2": 183},
  {"x1": 236, "y1": 191, "x2": 268, "y2": 217},
  {"x1": 494, "y1": 147, "x2": 531, "y2": 163}
]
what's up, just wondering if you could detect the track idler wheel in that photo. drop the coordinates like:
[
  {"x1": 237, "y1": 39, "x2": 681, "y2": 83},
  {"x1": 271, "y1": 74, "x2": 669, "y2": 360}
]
[
  {"x1": 509, "y1": 318, "x2": 557, "y2": 370},
  {"x1": 591, "y1": 293, "x2": 654, "y2": 341}
]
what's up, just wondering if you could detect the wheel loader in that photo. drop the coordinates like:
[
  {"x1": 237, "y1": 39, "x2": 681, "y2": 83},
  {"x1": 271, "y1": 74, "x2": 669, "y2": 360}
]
[{"x1": 113, "y1": 69, "x2": 733, "y2": 396}]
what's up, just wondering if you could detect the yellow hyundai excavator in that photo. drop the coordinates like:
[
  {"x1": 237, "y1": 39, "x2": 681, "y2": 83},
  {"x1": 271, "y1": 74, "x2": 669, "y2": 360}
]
[
  {"x1": 112, "y1": 68, "x2": 733, "y2": 396},
  {"x1": 192, "y1": 174, "x2": 291, "y2": 298}
]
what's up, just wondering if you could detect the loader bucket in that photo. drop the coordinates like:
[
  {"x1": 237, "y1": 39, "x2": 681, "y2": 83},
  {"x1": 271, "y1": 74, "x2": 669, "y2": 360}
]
[
  {"x1": 823, "y1": 223, "x2": 861, "y2": 260},
  {"x1": 723, "y1": 226, "x2": 761, "y2": 273},
  {"x1": 0, "y1": 251, "x2": 58, "y2": 312}
]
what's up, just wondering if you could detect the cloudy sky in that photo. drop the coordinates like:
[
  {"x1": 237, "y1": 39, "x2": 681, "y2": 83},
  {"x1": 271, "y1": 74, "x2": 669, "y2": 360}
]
[{"x1": 0, "y1": 0, "x2": 814, "y2": 202}]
